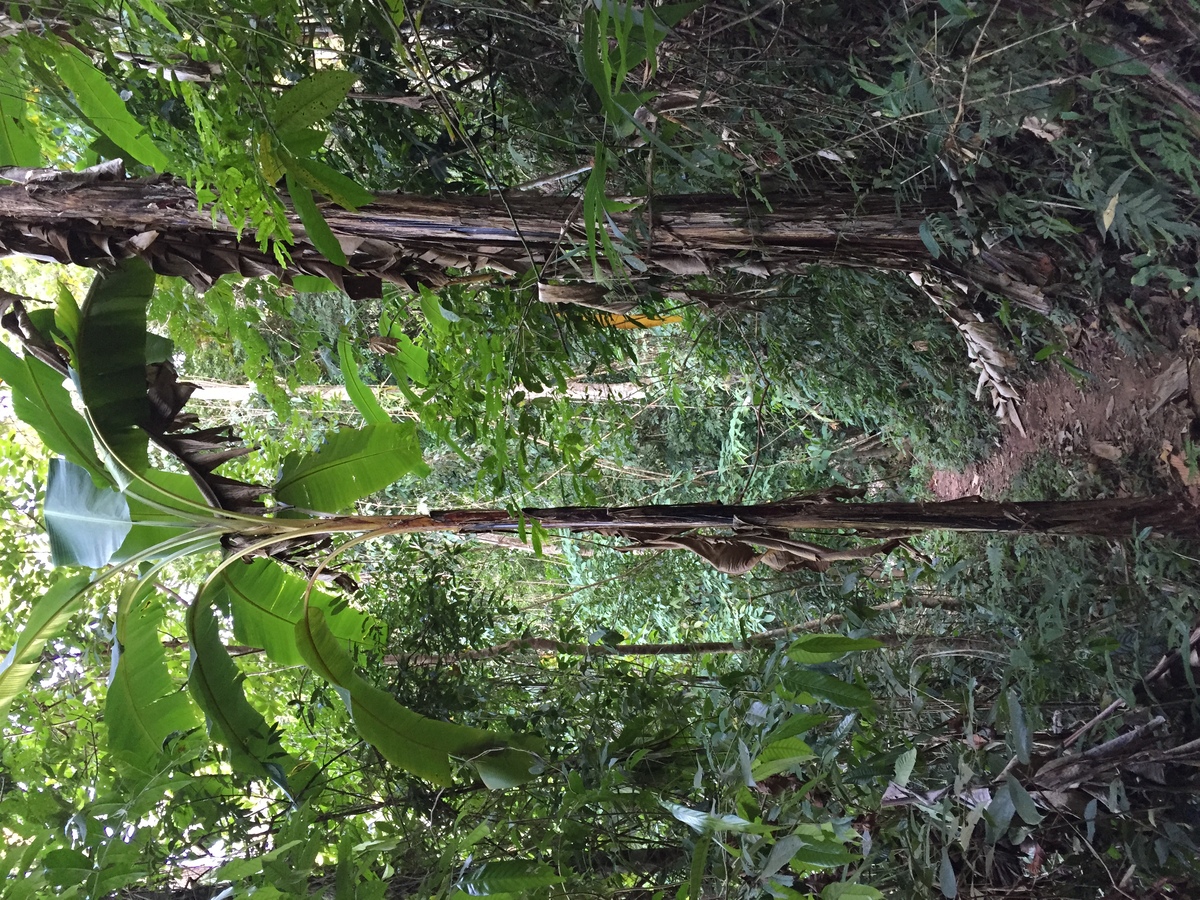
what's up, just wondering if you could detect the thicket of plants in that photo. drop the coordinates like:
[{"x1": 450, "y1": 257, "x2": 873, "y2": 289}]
[{"x1": 1, "y1": 1, "x2": 1199, "y2": 898}]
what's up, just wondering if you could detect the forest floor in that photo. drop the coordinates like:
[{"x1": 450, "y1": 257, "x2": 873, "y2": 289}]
[{"x1": 930, "y1": 301, "x2": 1200, "y2": 503}]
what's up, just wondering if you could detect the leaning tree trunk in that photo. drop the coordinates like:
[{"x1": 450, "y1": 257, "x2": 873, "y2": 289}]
[
  {"x1": 240, "y1": 494, "x2": 1199, "y2": 570},
  {"x1": 0, "y1": 164, "x2": 1051, "y2": 309}
]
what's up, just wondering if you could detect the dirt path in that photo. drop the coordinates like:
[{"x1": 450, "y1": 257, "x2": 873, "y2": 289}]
[{"x1": 930, "y1": 321, "x2": 1200, "y2": 501}]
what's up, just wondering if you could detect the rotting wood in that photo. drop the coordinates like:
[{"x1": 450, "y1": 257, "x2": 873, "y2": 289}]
[{"x1": 0, "y1": 166, "x2": 1052, "y2": 309}]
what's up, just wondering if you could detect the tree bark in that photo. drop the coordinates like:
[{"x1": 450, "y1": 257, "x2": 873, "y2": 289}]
[
  {"x1": 0, "y1": 167, "x2": 1050, "y2": 307},
  {"x1": 269, "y1": 494, "x2": 1197, "y2": 541}
]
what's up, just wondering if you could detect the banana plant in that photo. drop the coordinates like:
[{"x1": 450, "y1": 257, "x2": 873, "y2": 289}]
[
  {"x1": 4, "y1": 257, "x2": 1193, "y2": 799},
  {"x1": 0, "y1": 258, "x2": 539, "y2": 792}
]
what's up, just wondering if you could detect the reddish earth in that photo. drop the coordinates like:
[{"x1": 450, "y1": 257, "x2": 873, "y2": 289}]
[{"x1": 929, "y1": 313, "x2": 1200, "y2": 502}]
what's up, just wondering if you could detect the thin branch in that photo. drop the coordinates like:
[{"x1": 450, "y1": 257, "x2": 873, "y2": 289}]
[{"x1": 386, "y1": 595, "x2": 958, "y2": 667}]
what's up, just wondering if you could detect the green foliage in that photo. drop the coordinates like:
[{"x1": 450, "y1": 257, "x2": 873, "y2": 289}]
[
  {"x1": 0, "y1": 49, "x2": 40, "y2": 166},
  {"x1": 2, "y1": 0, "x2": 1200, "y2": 896},
  {"x1": 43, "y1": 457, "x2": 130, "y2": 566},
  {"x1": 187, "y1": 595, "x2": 296, "y2": 790},
  {"x1": 76, "y1": 258, "x2": 156, "y2": 483},
  {"x1": 337, "y1": 333, "x2": 391, "y2": 425},
  {"x1": 296, "y1": 607, "x2": 537, "y2": 788},
  {"x1": 215, "y1": 558, "x2": 369, "y2": 667},
  {"x1": 0, "y1": 344, "x2": 103, "y2": 477},
  {"x1": 41, "y1": 39, "x2": 170, "y2": 170},
  {"x1": 106, "y1": 584, "x2": 202, "y2": 770},
  {"x1": 0, "y1": 572, "x2": 93, "y2": 718},
  {"x1": 274, "y1": 421, "x2": 428, "y2": 512}
]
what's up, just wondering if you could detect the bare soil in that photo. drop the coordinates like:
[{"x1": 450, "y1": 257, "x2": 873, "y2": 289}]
[{"x1": 930, "y1": 313, "x2": 1200, "y2": 502}]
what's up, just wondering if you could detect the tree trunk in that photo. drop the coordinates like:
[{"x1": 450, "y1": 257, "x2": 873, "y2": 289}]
[
  {"x1": 275, "y1": 494, "x2": 1197, "y2": 542},
  {"x1": 0, "y1": 166, "x2": 1049, "y2": 307}
]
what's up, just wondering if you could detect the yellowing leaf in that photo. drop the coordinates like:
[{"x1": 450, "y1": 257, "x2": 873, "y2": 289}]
[
  {"x1": 593, "y1": 312, "x2": 684, "y2": 329},
  {"x1": 1101, "y1": 192, "x2": 1119, "y2": 235},
  {"x1": 255, "y1": 134, "x2": 284, "y2": 184}
]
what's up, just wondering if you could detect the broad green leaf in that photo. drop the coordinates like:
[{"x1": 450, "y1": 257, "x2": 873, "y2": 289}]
[
  {"x1": 0, "y1": 572, "x2": 93, "y2": 718},
  {"x1": 687, "y1": 835, "x2": 711, "y2": 900},
  {"x1": 286, "y1": 172, "x2": 348, "y2": 266},
  {"x1": 983, "y1": 780, "x2": 1016, "y2": 843},
  {"x1": 893, "y1": 747, "x2": 917, "y2": 788},
  {"x1": 1006, "y1": 773, "x2": 1044, "y2": 825},
  {"x1": 937, "y1": 0, "x2": 975, "y2": 17},
  {"x1": 0, "y1": 50, "x2": 41, "y2": 167},
  {"x1": 1006, "y1": 688, "x2": 1030, "y2": 764},
  {"x1": 782, "y1": 667, "x2": 875, "y2": 711},
  {"x1": 55, "y1": 282, "x2": 82, "y2": 350},
  {"x1": 651, "y1": 1, "x2": 705, "y2": 28},
  {"x1": 751, "y1": 737, "x2": 814, "y2": 780},
  {"x1": 1079, "y1": 41, "x2": 1149, "y2": 76},
  {"x1": 49, "y1": 43, "x2": 169, "y2": 170},
  {"x1": 853, "y1": 76, "x2": 891, "y2": 97},
  {"x1": 216, "y1": 559, "x2": 371, "y2": 667},
  {"x1": 380, "y1": 330, "x2": 429, "y2": 386},
  {"x1": 42, "y1": 849, "x2": 94, "y2": 889},
  {"x1": 337, "y1": 335, "x2": 391, "y2": 426},
  {"x1": 113, "y1": 470, "x2": 216, "y2": 563},
  {"x1": 187, "y1": 598, "x2": 294, "y2": 789},
  {"x1": 275, "y1": 422, "x2": 428, "y2": 513},
  {"x1": 44, "y1": 458, "x2": 131, "y2": 567},
  {"x1": 939, "y1": 848, "x2": 957, "y2": 898},
  {"x1": 918, "y1": 220, "x2": 942, "y2": 258},
  {"x1": 76, "y1": 258, "x2": 156, "y2": 484},
  {"x1": 273, "y1": 70, "x2": 357, "y2": 139},
  {"x1": 287, "y1": 155, "x2": 374, "y2": 210},
  {"x1": 292, "y1": 275, "x2": 338, "y2": 293},
  {"x1": 761, "y1": 835, "x2": 804, "y2": 880},
  {"x1": 417, "y1": 284, "x2": 458, "y2": 336},
  {"x1": 787, "y1": 634, "x2": 884, "y2": 664},
  {"x1": 789, "y1": 824, "x2": 860, "y2": 871},
  {"x1": 660, "y1": 800, "x2": 773, "y2": 835},
  {"x1": 472, "y1": 744, "x2": 541, "y2": 790},
  {"x1": 764, "y1": 713, "x2": 827, "y2": 744},
  {"x1": 106, "y1": 584, "x2": 200, "y2": 767},
  {"x1": 131, "y1": 0, "x2": 178, "y2": 34},
  {"x1": 457, "y1": 861, "x2": 565, "y2": 895},
  {"x1": 823, "y1": 885, "x2": 885, "y2": 900},
  {"x1": 214, "y1": 840, "x2": 303, "y2": 884},
  {"x1": 0, "y1": 344, "x2": 106, "y2": 480},
  {"x1": 145, "y1": 332, "x2": 174, "y2": 365},
  {"x1": 296, "y1": 608, "x2": 529, "y2": 786}
]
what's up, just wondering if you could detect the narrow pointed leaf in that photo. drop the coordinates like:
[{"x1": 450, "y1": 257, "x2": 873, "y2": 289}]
[
  {"x1": 44, "y1": 458, "x2": 131, "y2": 567},
  {"x1": 0, "y1": 344, "x2": 106, "y2": 480},
  {"x1": 76, "y1": 257, "x2": 156, "y2": 483},
  {"x1": 751, "y1": 736, "x2": 815, "y2": 780},
  {"x1": 187, "y1": 598, "x2": 294, "y2": 789},
  {"x1": 787, "y1": 635, "x2": 884, "y2": 664},
  {"x1": 782, "y1": 667, "x2": 875, "y2": 711},
  {"x1": 288, "y1": 155, "x2": 374, "y2": 210},
  {"x1": 48, "y1": 42, "x2": 169, "y2": 170},
  {"x1": 336, "y1": 335, "x2": 390, "y2": 426},
  {"x1": 296, "y1": 608, "x2": 520, "y2": 786},
  {"x1": 216, "y1": 559, "x2": 370, "y2": 666},
  {"x1": 272, "y1": 70, "x2": 357, "y2": 138},
  {"x1": 0, "y1": 573, "x2": 94, "y2": 718},
  {"x1": 106, "y1": 584, "x2": 200, "y2": 767},
  {"x1": 457, "y1": 861, "x2": 565, "y2": 895},
  {"x1": 285, "y1": 172, "x2": 348, "y2": 266},
  {"x1": 765, "y1": 713, "x2": 828, "y2": 744},
  {"x1": 275, "y1": 422, "x2": 428, "y2": 513},
  {"x1": 0, "y1": 50, "x2": 41, "y2": 167}
]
